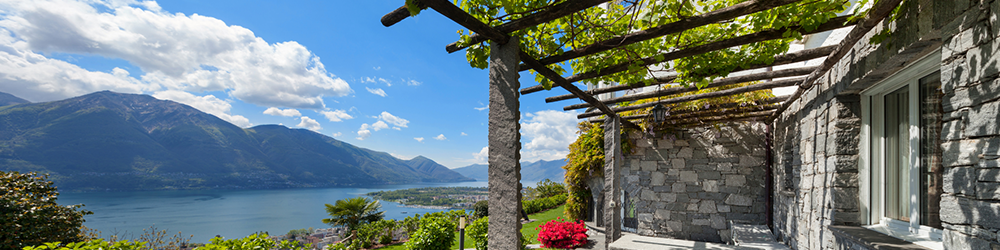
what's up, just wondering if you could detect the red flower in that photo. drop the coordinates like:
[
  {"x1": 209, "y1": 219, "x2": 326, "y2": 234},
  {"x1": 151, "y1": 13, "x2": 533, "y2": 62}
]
[{"x1": 537, "y1": 220, "x2": 589, "y2": 249}]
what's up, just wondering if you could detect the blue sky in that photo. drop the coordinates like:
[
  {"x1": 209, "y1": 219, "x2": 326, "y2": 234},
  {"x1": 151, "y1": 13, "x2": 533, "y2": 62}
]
[{"x1": 0, "y1": 0, "x2": 583, "y2": 168}]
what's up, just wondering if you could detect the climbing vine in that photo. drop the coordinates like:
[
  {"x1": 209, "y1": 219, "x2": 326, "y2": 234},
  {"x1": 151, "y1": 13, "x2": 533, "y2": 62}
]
[{"x1": 562, "y1": 122, "x2": 633, "y2": 221}]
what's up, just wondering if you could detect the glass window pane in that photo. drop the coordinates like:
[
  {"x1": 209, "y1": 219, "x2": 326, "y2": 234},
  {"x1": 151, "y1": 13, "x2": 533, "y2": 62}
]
[
  {"x1": 920, "y1": 71, "x2": 943, "y2": 229},
  {"x1": 885, "y1": 86, "x2": 910, "y2": 222}
]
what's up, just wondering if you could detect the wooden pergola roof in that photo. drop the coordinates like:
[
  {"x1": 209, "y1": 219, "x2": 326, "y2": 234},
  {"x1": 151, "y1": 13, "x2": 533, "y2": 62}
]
[{"x1": 381, "y1": 0, "x2": 902, "y2": 129}]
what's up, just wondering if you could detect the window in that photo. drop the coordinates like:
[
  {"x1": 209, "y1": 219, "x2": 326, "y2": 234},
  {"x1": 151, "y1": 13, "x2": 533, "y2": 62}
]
[{"x1": 860, "y1": 50, "x2": 943, "y2": 249}]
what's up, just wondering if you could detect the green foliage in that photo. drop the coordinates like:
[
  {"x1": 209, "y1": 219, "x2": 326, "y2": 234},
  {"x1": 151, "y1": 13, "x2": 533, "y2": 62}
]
[
  {"x1": 472, "y1": 200, "x2": 489, "y2": 219},
  {"x1": 367, "y1": 186, "x2": 487, "y2": 208},
  {"x1": 322, "y1": 197, "x2": 385, "y2": 232},
  {"x1": 524, "y1": 179, "x2": 566, "y2": 200},
  {"x1": 1, "y1": 171, "x2": 91, "y2": 250},
  {"x1": 523, "y1": 194, "x2": 567, "y2": 214},
  {"x1": 196, "y1": 233, "x2": 309, "y2": 250},
  {"x1": 285, "y1": 227, "x2": 313, "y2": 240},
  {"x1": 403, "y1": 216, "x2": 455, "y2": 250},
  {"x1": 466, "y1": 217, "x2": 489, "y2": 250},
  {"x1": 22, "y1": 239, "x2": 146, "y2": 250}
]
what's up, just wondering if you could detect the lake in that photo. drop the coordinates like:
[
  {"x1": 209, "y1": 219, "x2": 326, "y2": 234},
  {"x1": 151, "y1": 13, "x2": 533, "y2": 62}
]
[{"x1": 58, "y1": 181, "x2": 488, "y2": 243}]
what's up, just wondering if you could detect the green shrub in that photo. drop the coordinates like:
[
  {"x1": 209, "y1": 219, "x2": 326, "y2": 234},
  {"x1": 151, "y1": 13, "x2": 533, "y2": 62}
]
[
  {"x1": 466, "y1": 216, "x2": 489, "y2": 250},
  {"x1": 523, "y1": 194, "x2": 567, "y2": 214},
  {"x1": 22, "y1": 239, "x2": 146, "y2": 250},
  {"x1": 2, "y1": 172, "x2": 92, "y2": 249},
  {"x1": 473, "y1": 200, "x2": 489, "y2": 218},
  {"x1": 403, "y1": 216, "x2": 455, "y2": 250},
  {"x1": 196, "y1": 233, "x2": 309, "y2": 250},
  {"x1": 526, "y1": 179, "x2": 566, "y2": 199}
]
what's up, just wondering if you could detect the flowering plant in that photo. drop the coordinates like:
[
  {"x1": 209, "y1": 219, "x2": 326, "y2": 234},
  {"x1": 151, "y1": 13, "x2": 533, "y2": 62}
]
[{"x1": 536, "y1": 218, "x2": 588, "y2": 249}]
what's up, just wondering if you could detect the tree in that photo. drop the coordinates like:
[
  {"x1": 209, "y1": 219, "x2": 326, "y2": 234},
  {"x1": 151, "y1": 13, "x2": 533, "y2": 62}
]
[
  {"x1": 1, "y1": 171, "x2": 92, "y2": 249},
  {"x1": 321, "y1": 197, "x2": 385, "y2": 232}
]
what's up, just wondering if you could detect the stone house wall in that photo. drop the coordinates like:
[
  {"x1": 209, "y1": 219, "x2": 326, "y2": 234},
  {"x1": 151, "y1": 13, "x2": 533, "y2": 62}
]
[
  {"x1": 770, "y1": 0, "x2": 1000, "y2": 249},
  {"x1": 620, "y1": 124, "x2": 767, "y2": 243}
]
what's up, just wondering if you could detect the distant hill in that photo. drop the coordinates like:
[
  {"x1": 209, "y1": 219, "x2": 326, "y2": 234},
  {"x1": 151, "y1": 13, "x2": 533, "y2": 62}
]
[
  {"x1": 452, "y1": 159, "x2": 567, "y2": 183},
  {"x1": 0, "y1": 91, "x2": 29, "y2": 106},
  {"x1": 0, "y1": 91, "x2": 472, "y2": 191}
]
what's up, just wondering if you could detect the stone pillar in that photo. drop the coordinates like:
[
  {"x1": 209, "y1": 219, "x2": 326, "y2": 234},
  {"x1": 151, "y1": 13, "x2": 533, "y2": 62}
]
[
  {"x1": 487, "y1": 36, "x2": 521, "y2": 250},
  {"x1": 604, "y1": 116, "x2": 622, "y2": 246}
]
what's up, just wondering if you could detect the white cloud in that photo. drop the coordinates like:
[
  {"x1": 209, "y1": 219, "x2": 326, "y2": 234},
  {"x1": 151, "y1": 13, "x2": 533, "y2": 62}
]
[
  {"x1": 434, "y1": 134, "x2": 447, "y2": 140},
  {"x1": 319, "y1": 109, "x2": 353, "y2": 122},
  {"x1": 362, "y1": 77, "x2": 376, "y2": 83},
  {"x1": 152, "y1": 90, "x2": 251, "y2": 127},
  {"x1": 0, "y1": 0, "x2": 350, "y2": 108},
  {"x1": 392, "y1": 127, "x2": 401, "y2": 130},
  {"x1": 414, "y1": 137, "x2": 424, "y2": 143},
  {"x1": 378, "y1": 111, "x2": 409, "y2": 127},
  {"x1": 263, "y1": 107, "x2": 301, "y2": 117},
  {"x1": 407, "y1": 79, "x2": 421, "y2": 86},
  {"x1": 461, "y1": 132, "x2": 468, "y2": 136},
  {"x1": 520, "y1": 110, "x2": 579, "y2": 162},
  {"x1": 373, "y1": 66, "x2": 380, "y2": 70},
  {"x1": 330, "y1": 132, "x2": 342, "y2": 137},
  {"x1": 371, "y1": 120, "x2": 389, "y2": 131},
  {"x1": 366, "y1": 87, "x2": 386, "y2": 97},
  {"x1": 379, "y1": 78, "x2": 391, "y2": 86},
  {"x1": 356, "y1": 123, "x2": 372, "y2": 140},
  {"x1": 472, "y1": 147, "x2": 488, "y2": 164},
  {"x1": 296, "y1": 116, "x2": 322, "y2": 131},
  {"x1": 474, "y1": 102, "x2": 488, "y2": 111}
]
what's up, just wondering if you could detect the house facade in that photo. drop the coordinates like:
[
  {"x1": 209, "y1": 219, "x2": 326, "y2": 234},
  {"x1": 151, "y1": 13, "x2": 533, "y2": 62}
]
[{"x1": 609, "y1": 1, "x2": 1000, "y2": 249}]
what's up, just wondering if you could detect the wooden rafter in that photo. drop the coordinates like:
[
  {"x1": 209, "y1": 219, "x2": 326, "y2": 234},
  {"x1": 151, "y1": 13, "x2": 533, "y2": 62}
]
[
  {"x1": 520, "y1": 44, "x2": 837, "y2": 95},
  {"x1": 444, "y1": 0, "x2": 610, "y2": 53},
  {"x1": 545, "y1": 66, "x2": 814, "y2": 103},
  {"x1": 577, "y1": 79, "x2": 799, "y2": 119},
  {"x1": 567, "y1": 76, "x2": 800, "y2": 111},
  {"x1": 768, "y1": 0, "x2": 904, "y2": 122},
  {"x1": 587, "y1": 96, "x2": 788, "y2": 122}
]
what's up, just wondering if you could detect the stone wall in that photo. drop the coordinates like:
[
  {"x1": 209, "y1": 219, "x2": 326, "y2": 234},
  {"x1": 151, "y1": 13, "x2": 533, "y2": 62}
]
[
  {"x1": 620, "y1": 124, "x2": 767, "y2": 243},
  {"x1": 770, "y1": 0, "x2": 977, "y2": 249},
  {"x1": 938, "y1": 0, "x2": 1000, "y2": 248}
]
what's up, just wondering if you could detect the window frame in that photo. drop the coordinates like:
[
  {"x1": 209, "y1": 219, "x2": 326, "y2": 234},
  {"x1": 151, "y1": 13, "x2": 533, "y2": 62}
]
[{"x1": 859, "y1": 49, "x2": 942, "y2": 249}]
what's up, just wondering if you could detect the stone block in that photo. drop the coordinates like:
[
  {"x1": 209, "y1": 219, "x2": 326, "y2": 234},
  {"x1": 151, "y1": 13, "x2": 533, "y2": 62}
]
[
  {"x1": 703, "y1": 180, "x2": 719, "y2": 192},
  {"x1": 710, "y1": 214, "x2": 727, "y2": 230},
  {"x1": 945, "y1": 22, "x2": 992, "y2": 59},
  {"x1": 699, "y1": 200, "x2": 717, "y2": 214},
  {"x1": 833, "y1": 172, "x2": 858, "y2": 188},
  {"x1": 688, "y1": 203, "x2": 700, "y2": 211},
  {"x1": 641, "y1": 189, "x2": 658, "y2": 201},
  {"x1": 717, "y1": 205, "x2": 731, "y2": 213},
  {"x1": 657, "y1": 139, "x2": 674, "y2": 149},
  {"x1": 655, "y1": 209, "x2": 671, "y2": 220},
  {"x1": 966, "y1": 100, "x2": 1000, "y2": 138},
  {"x1": 671, "y1": 158, "x2": 686, "y2": 168},
  {"x1": 661, "y1": 193, "x2": 677, "y2": 203},
  {"x1": 692, "y1": 219, "x2": 711, "y2": 226},
  {"x1": 833, "y1": 187, "x2": 859, "y2": 210},
  {"x1": 641, "y1": 160, "x2": 658, "y2": 171},
  {"x1": 725, "y1": 175, "x2": 747, "y2": 187},
  {"x1": 675, "y1": 140, "x2": 689, "y2": 147},
  {"x1": 739, "y1": 155, "x2": 761, "y2": 167},
  {"x1": 698, "y1": 171, "x2": 722, "y2": 180},
  {"x1": 680, "y1": 171, "x2": 698, "y2": 182},
  {"x1": 942, "y1": 119, "x2": 966, "y2": 141},
  {"x1": 636, "y1": 138, "x2": 654, "y2": 148},
  {"x1": 724, "y1": 194, "x2": 753, "y2": 206},
  {"x1": 945, "y1": 166, "x2": 978, "y2": 195},
  {"x1": 944, "y1": 229, "x2": 1000, "y2": 250},
  {"x1": 942, "y1": 139, "x2": 982, "y2": 167},
  {"x1": 651, "y1": 172, "x2": 665, "y2": 186},
  {"x1": 980, "y1": 168, "x2": 1000, "y2": 181},
  {"x1": 678, "y1": 147, "x2": 694, "y2": 158},
  {"x1": 672, "y1": 183, "x2": 686, "y2": 193},
  {"x1": 977, "y1": 182, "x2": 1000, "y2": 200},
  {"x1": 718, "y1": 162, "x2": 733, "y2": 172},
  {"x1": 653, "y1": 185, "x2": 671, "y2": 192}
]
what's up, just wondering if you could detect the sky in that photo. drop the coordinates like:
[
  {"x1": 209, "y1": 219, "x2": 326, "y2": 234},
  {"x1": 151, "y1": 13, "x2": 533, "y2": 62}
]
[{"x1": 0, "y1": 0, "x2": 587, "y2": 168}]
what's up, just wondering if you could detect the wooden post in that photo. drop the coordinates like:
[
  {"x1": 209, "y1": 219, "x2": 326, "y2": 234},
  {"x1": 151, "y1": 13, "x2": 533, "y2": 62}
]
[
  {"x1": 604, "y1": 116, "x2": 622, "y2": 247},
  {"x1": 488, "y1": 36, "x2": 521, "y2": 250}
]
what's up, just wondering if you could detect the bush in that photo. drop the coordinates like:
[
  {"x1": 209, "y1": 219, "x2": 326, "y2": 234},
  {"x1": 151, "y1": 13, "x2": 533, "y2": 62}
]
[
  {"x1": 1, "y1": 172, "x2": 92, "y2": 249},
  {"x1": 403, "y1": 216, "x2": 455, "y2": 250},
  {"x1": 472, "y1": 200, "x2": 489, "y2": 218},
  {"x1": 526, "y1": 179, "x2": 566, "y2": 199},
  {"x1": 522, "y1": 193, "x2": 567, "y2": 214},
  {"x1": 466, "y1": 216, "x2": 489, "y2": 250},
  {"x1": 197, "y1": 233, "x2": 309, "y2": 250},
  {"x1": 536, "y1": 219, "x2": 588, "y2": 249},
  {"x1": 22, "y1": 239, "x2": 146, "y2": 250}
]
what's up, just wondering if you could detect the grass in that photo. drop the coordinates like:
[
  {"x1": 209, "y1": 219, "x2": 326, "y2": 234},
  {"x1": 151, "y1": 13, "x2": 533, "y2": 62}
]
[{"x1": 377, "y1": 205, "x2": 567, "y2": 250}]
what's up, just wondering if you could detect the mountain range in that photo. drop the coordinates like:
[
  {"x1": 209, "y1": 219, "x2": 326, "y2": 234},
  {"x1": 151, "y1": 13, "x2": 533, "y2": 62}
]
[
  {"x1": 451, "y1": 159, "x2": 567, "y2": 183},
  {"x1": 0, "y1": 91, "x2": 472, "y2": 191}
]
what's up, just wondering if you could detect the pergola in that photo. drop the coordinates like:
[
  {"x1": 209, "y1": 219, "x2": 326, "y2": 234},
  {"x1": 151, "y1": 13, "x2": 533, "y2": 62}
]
[{"x1": 380, "y1": 0, "x2": 901, "y2": 248}]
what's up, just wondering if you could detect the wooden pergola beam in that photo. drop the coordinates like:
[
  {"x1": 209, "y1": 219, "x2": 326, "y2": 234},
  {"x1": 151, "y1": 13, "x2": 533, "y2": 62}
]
[
  {"x1": 661, "y1": 113, "x2": 774, "y2": 128},
  {"x1": 545, "y1": 66, "x2": 813, "y2": 103},
  {"x1": 521, "y1": 8, "x2": 849, "y2": 71},
  {"x1": 768, "y1": 0, "x2": 904, "y2": 122},
  {"x1": 565, "y1": 76, "x2": 801, "y2": 111},
  {"x1": 559, "y1": 66, "x2": 812, "y2": 108},
  {"x1": 577, "y1": 79, "x2": 799, "y2": 119},
  {"x1": 444, "y1": 0, "x2": 610, "y2": 53},
  {"x1": 587, "y1": 96, "x2": 788, "y2": 122},
  {"x1": 520, "y1": 41, "x2": 836, "y2": 95}
]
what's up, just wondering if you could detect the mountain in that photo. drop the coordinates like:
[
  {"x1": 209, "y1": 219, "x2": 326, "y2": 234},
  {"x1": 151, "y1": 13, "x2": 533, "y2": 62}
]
[
  {"x1": 452, "y1": 159, "x2": 567, "y2": 183},
  {"x1": 0, "y1": 91, "x2": 472, "y2": 191},
  {"x1": 0, "y1": 92, "x2": 28, "y2": 106}
]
